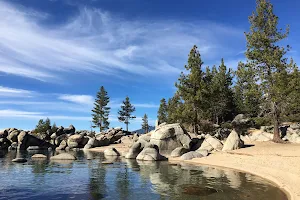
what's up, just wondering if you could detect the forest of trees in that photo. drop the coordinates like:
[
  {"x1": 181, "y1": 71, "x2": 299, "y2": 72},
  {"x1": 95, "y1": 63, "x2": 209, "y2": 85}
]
[{"x1": 158, "y1": 0, "x2": 300, "y2": 142}]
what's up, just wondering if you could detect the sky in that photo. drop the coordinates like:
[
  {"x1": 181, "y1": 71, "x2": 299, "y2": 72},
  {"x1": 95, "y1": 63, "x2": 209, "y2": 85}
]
[{"x1": 0, "y1": 0, "x2": 299, "y2": 131}]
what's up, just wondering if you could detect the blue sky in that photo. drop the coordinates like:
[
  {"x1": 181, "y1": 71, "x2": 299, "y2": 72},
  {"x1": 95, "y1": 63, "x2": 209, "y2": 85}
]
[{"x1": 0, "y1": 0, "x2": 299, "y2": 131}]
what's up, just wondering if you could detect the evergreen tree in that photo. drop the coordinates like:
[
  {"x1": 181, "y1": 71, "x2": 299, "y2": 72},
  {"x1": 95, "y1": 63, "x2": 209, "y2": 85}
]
[
  {"x1": 92, "y1": 86, "x2": 110, "y2": 132},
  {"x1": 142, "y1": 114, "x2": 149, "y2": 133},
  {"x1": 175, "y1": 45, "x2": 205, "y2": 133},
  {"x1": 245, "y1": 0, "x2": 295, "y2": 142},
  {"x1": 234, "y1": 62, "x2": 262, "y2": 117},
  {"x1": 35, "y1": 118, "x2": 51, "y2": 133},
  {"x1": 51, "y1": 122, "x2": 58, "y2": 133},
  {"x1": 209, "y1": 59, "x2": 235, "y2": 124},
  {"x1": 118, "y1": 96, "x2": 136, "y2": 132},
  {"x1": 157, "y1": 98, "x2": 168, "y2": 124}
]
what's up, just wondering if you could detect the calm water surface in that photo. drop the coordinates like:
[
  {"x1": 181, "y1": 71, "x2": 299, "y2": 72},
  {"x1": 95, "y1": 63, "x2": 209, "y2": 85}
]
[{"x1": 0, "y1": 150, "x2": 287, "y2": 200}]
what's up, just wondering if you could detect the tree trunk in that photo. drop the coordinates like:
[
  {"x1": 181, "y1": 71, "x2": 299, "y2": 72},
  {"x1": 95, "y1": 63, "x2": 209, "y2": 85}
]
[
  {"x1": 272, "y1": 101, "x2": 283, "y2": 143},
  {"x1": 194, "y1": 109, "x2": 198, "y2": 134}
]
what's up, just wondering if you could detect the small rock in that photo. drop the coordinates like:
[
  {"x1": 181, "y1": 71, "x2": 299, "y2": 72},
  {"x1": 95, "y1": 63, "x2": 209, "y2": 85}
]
[
  {"x1": 180, "y1": 151, "x2": 203, "y2": 160},
  {"x1": 171, "y1": 147, "x2": 189, "y2": 157},
  {"x1": 32, "y1": 154, "x2": 47, "y2": 159},
  {"x1": 50, "y1": 153, "x2": 76, "y2": 160},
  {"x1": 12, "y1": 158, "x2": 27, "y2": 163}
]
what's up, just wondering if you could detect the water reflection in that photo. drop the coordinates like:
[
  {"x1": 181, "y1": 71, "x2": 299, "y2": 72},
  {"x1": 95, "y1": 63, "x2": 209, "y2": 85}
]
[{"x1": 0, "y1": 150, "x2": 287, "y2": 200}]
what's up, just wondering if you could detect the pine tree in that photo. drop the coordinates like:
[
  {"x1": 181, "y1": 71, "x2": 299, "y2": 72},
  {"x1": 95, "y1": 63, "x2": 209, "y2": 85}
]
[
  {"x1": 35, "y1": 118, "x2": 51, "y2": 133},
  {"x1": 175, "y1": 45, "x2": 205, "y2": 133},
  {"x1": 245, "y1": 0, "x2": 295, "y2": 142},
  {"x1": 157, "y1": 98, "x2": 168, "y2": 124},
  {"x1": 92, "y1": 86, "x2": 110, "y2": 132},
  {"x1": 118, "y1": 96, "x2": 136, "y2": 132},
  {"x1": 209, "y1": 59, "x2": 235, "y2": 124},
  {"x1": 142, "y1": 114, "x2": 149, "y2": 133},
  {"x1": 167, "y1": 93, "x2": 184, "y2": 123},
  {"x1": 234, "y1": 62, "x2": 262, "y2": 117}
]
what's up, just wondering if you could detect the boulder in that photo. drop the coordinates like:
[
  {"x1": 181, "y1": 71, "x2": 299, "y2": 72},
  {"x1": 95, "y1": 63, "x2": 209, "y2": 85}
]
[
  {"x1": 198, "y1": 135, "x2": 223, "y2": 152},
  {"x1": 0, "y1": 138, "x2": 11, "y2": 150},
  {"x1": 125, "y1": 142, "x2": 144, "y2": 159},
  {"x1": 170, "y1": 147, "x2": 189, "y2": 157},
  {"x1": 67, "y1": 134, "x2": 83, "y2": 148},
  {"x1": 27, "y1": 146, "x2": 44, "y2": 151},
  {"x1": 32, "y1": 154, "x2": 47, "y2": 159},
  {"x1": 222, "y1": 130, "x2": 244, "y2": 151},
  {"x1": 8, "y1": 142, "x2": 18, "y2": 150},
  {"x1": 150, "y1": 123, "x2": 191, "y2": 154},
  {"x1": 197, "y1": 149, "x2": 209, "y2": 157},
  {"x1": 95, "y1": 135, "x2": 110, "y2": 146},
  {"x1": 84, "y1": 137, "x2": 96, "y2": 149},
  {"x1": 50, "y1": 153, "x2": 77, "y2": 160},
  {"x1": 114, "y1": 127, "x2": 122, "y2": 131},
  {"x1": 56, "y1": 140, "x2": 67, "y2": 150},
  {"x1": 180, "y1": 151, "x2": 204, "y2": 160},
  {"x1": 7, "y1": 130, "x2": 20, "y2": 143},
  {"x1": 0, "y1": 130, "x2": 8, "y2": 138},
  {"x1": 136, "y1": 147, "x2": 167, "y2": 161},
  {"x1": 104, "y1": 147, "x2": 120, "y2": 156}
]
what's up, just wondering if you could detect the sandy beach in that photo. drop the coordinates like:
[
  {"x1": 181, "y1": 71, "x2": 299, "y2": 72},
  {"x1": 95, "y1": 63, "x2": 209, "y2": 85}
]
[{"x1": 89, "y1": 141, "x2": 300, "y2": 200}]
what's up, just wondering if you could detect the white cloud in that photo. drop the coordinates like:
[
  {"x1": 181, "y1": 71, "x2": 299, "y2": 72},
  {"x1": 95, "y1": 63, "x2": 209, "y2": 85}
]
[
  {"x1": 0, "y1": 1, "x2": 244, "y2": 82},
  {"x1": 58, "y1": 94, "x2": 94, "y2": 105},
  {"x1": 0, "y1": 86, "x2": 34, "y2": 97}
]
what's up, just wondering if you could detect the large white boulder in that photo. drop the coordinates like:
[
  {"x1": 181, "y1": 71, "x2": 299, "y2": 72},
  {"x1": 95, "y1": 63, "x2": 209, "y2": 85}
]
[
  {"x1": 222, "y1": 130, "x2": 244, "y2": 151},
  {"x1": 150, "y1": 123, "x2": 191, "y2": 154}
]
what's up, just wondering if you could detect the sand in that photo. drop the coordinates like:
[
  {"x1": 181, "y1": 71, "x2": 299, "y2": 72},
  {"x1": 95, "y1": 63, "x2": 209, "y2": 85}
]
[{"x1": 89, "y1": 141, "x2": 300, "y2": 200}]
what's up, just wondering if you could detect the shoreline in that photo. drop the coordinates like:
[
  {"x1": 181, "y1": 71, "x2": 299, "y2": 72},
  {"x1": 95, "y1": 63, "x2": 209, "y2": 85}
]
[{"x1": 89, "y1": 141, "x2": 300, "y2": 200}]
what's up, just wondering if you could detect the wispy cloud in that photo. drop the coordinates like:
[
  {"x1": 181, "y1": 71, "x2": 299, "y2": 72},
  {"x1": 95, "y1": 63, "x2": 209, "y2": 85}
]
[
  {"x1": 0, "y1": 1, "x2": 244, "y2": 82},
  {"x1": 0, "y1": 109, "x2": 91, "y2": 121},
  {"x1": 58, "y1": 94, "x2": 94, "y2": 105},
  {"x1": 0, "y1": 86, "x2": 34, "y2": 97}
]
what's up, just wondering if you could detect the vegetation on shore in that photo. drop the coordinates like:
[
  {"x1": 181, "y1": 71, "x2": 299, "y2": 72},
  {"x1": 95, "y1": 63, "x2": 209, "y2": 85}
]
[{"x1": 158, "y1": 0, "x2": 300, "y2": 143}]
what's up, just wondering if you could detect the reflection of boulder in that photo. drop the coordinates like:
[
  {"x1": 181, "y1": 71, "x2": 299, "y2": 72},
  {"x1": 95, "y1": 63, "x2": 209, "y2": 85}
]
[
  {"x1": 224, "y1": 170, "x2": 242, "y2": 189},
  {"x1": 150, "y1": 123, "x2": 191, "y2": 155},
  {"x1": 201, "y1": 166, "x2": 224, "y2": 179},
  {"x1": 149, "y1": 173, "x2": 171, "y2": 196},
  {"x1": 50, "y1": 153, "x2": 76, "y2": 160},
  {"x1": 104, "y1": 148, "x2": 120, "y2": 156}
]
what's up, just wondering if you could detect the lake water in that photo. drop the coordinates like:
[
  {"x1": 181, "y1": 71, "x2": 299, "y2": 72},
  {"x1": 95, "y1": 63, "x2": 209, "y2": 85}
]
[{"x1": 0, "y1": 150, "x2": 287, "y2": 200}]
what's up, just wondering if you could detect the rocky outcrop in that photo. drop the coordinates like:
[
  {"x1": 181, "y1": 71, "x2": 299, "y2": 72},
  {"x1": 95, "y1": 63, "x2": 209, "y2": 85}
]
[
  {"x1": 222, "y1": 130, "x2": 244, "y2": 151},
  {"x1": 150, "y1": 123, "x2": 191, "y2": 154},
  {"x1": 32, "y1": 154, "x2": 47, "y2": 159},
  {"x1": 17, "y1": 131, "x2": 53, "y2": 150}
]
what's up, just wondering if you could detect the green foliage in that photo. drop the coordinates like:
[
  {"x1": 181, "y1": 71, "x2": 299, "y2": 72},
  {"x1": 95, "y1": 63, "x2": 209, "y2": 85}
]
[
  {"x1": 141, "y1": 114, "x2": 149, "y2": 133},
  {"x1": 167, "y1": 93, "x2": 185, "y2": 124},
  {"x1": 157, "y1": 98, "x2": 168, "y2": 124},
  {"x1": 234, "y1": 62, "x2": 262, "y2": 117},
  {"x1": 252, "y1": 117, "x2": 273, "y2": 128},
  {"x1": 34, "y1": 118, "x2": 51, "y2": 134},
  {"x1": 92, "y1": 86, "x2": 110, "y2": 132},
  {"x1": 118, "y1": 96, "x2": 136, "y2": 132},
  {"x1": 220, "y1": 122, "x2": 233, "y2": 129}
]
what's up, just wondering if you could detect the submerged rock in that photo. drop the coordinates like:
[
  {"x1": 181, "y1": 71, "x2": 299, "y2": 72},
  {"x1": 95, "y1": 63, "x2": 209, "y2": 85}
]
[{"x1": 181, "y1": 185, "x2": 218, "y2": 196}]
